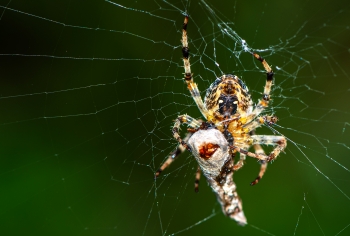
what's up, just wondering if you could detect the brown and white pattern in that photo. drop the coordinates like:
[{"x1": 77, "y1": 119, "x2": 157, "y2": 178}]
[
  {"x1": 187, "y1": 129, "x2": 247, "y2": 225},
  {"x1": 155, "y1": 15, "x2": 287, "y2": 225}
]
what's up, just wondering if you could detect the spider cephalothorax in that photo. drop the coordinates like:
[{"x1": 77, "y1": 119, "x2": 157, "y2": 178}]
[
  {"x1": 205, "y1": 74, "x2": 252, "y2": 121},
  {"x1": 155, "y1": 15, "x2": 287, "y2": 225}
]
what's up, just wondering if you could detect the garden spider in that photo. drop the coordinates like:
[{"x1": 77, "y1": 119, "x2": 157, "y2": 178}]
[{"x1": 155, "y1": 15, "x2": 287, "y2": 225}]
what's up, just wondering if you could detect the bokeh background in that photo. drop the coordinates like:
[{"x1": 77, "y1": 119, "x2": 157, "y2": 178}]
[{"x1": 0, "y1": 0, "x2": 350, "y2": 235}]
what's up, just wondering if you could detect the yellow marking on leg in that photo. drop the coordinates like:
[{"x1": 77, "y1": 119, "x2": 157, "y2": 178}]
[
  {"x1": 259, "y1": 100, "x2": 268, "y2": 107},
  {"x1": 264, "y1": 81, "x2": 272, "y2": 95}
]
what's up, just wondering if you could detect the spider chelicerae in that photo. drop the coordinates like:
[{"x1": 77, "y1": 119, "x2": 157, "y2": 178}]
[{"x1": 155, "y1": 15, "x2": 287, "y2": 225}]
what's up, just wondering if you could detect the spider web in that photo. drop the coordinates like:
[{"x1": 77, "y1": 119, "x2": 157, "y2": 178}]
[{"x1": 1, "y1": 0, "x2": 350, "y2": 235}]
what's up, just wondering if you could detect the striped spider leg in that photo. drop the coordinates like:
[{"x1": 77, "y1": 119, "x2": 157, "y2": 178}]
[
  {"x1": 231, "y1": 53, "x2": 276, "y2": 175},
  {"x1": 155, "y1": 115, "x2": 204, "y2": 192},
  {"x1": 181, "y1": 16, "x2": 210, "y2": 120},
  {"x1": 244, "y1": 53, "x2": 275, "y2": 123},
  {"x1": 233, "y1": 115, "x2": 278, "y2": 185},
  {"x1": 231, "y1": 115, "x2": 287, "y2": 184},
  {"x1": 154, "y1": 133, "x2": 190, "y2": 178},
  {"x1": 250, "y1": 143, "x2": 268, "y2": 186}
]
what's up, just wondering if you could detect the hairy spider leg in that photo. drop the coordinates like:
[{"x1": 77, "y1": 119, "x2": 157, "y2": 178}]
[
  {"x1": 233, "y1": 152, "x2": 247, "y2": 172},
  {"x1": 182, "y1": 16, "x2": 210, "y2": 119},
  {"x1": 233, "y1": 115, "x2": 277, "y2": 177},
  {"x1": 231, "y1": 145, "x2": 270, "y2": 162},
  {"x1": 243, "y1": 115, "x2": 278, "y2": 132},
  {"x1": 251, "y1": 135, "x2": 287, "y2": 162},
  {"x1": 244, "y1": 53, "x2": 274, "y2": 123},
  {"x1": 172, "y1": 114, "x2": 202, "y2": 152},
  {"x1": 233, "y1": 144, "x2": 268, "y2": 185},
  {"x1": 154, "y1": 133, "x2": 191, "y2": 178},
  {"x1": 231, "y1": 134, "x2": 286, "y2": 164},
  {"x1": 250, "y1": 143, "x2": 268, "y2": 186},
  {"x1": 235, "y1": 117, "x2": 279, "y2": 185},
  {"x1": 156, "y1": 115, "x2": 201, "y2": 177},
  {"x1": 155, "y1": 115, "x2": 201, "y2": 178}
]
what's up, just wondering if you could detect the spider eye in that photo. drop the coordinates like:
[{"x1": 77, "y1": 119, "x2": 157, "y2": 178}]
[{"x1": 198, "y1": 143, "x2": 220, "y2": 160}]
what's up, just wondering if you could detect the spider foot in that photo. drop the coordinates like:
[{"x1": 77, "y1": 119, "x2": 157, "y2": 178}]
[{"x1": 250, "y1": 176, "x2": 261, "y2": 186}]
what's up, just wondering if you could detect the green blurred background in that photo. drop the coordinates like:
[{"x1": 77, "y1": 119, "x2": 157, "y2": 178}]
[{"x1": 0, "y1": 0, "x2": 350, "y2": 235}]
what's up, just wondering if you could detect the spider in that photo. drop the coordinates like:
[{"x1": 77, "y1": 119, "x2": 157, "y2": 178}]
[{"x1": 155, "y1": 15, "x2": 287, "y2": 225}]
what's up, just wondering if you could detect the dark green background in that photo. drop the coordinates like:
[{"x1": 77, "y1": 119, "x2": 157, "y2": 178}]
[{"x1": 0, "y1": 0, "x2": 350, "y2": 235}]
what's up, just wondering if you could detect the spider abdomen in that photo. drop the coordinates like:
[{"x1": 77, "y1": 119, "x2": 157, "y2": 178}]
[{"x1": 187, "y1": 128, "x2": 247, "y2": 225}]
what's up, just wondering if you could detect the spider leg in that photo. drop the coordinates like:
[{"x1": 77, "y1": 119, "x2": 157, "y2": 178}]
[
  {"x1": 231, "y1": 146, "x2": 269, "y2": 162},
  {"x1": 182, "y1": 16, "x2": 210, "y2": 119},
  {"x1": 250, "y1": 135, "x2": 287, "y2": 163},
  {"x1": 232, "y1": 143, "x2": 267, "y2": 178},
  {"x1": 245, "y1": 53, "x2": 274, "y2": 123},
  {"x1": 194, "y1": 166, "x2": 201, "y2": 193},
  {"x1": 154, "y1": 133, "x2": 191, "y2": 178},
  {"x1": 232, "y1": 140, "x2": 269, "y2": 186},
  {"x1": 156, "y1": 114, "x2": 201, "y2": 178},
  {"x1": 172, "y1": 114, "x2": 201, "y2": 152},
  {"x1": 250, "y1": 143, "x2": 268, "y2": 186},
  {"x1": 156, "y1": 115, "x2": 201, "y2": 178},
  {"x1": 254, "y1": 52, "x2": 274, "y2": 106},
  {"x1": 233, "y1": 153, "x2": 246, "y2": 172},
  {"x1": 243, "y1": 115, "x2": 278, "y2": 132},
  {"x1": 232, "y1": 135, "x2": 286, "y2": 163},
  {"x1": 236, "y1": 119, "x2": 280, "y2": 185}
]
